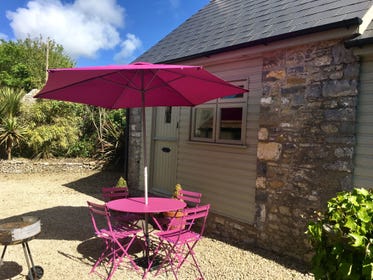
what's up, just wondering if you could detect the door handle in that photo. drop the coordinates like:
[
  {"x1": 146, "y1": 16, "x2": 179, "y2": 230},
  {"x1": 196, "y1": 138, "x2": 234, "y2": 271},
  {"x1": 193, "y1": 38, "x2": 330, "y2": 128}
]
[{"x1": 162, "y1": 147, "x2": 171, "y2": 153}]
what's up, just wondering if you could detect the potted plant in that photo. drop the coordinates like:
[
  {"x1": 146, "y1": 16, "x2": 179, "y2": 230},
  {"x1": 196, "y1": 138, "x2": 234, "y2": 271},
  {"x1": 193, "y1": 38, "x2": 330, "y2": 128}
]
[
  {"x1": 163, "y1": 184, "x2": 185, "y2": 229},
  {"x1": 116, "y1": 176, "x2": 128, "y2": 188}
]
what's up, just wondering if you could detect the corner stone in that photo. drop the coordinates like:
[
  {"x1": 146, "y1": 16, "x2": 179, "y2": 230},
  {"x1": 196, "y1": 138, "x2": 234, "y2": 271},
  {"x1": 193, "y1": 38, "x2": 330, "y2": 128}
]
[{"x1": 257, "y1": 142, "x2": 282, "y2": 161}]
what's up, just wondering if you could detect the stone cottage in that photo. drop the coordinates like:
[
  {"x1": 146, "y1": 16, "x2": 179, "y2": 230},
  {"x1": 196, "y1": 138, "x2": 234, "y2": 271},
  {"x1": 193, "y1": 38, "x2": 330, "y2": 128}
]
[{"x1": 127, "y1": 0, "x2": 373, "y2": 261}]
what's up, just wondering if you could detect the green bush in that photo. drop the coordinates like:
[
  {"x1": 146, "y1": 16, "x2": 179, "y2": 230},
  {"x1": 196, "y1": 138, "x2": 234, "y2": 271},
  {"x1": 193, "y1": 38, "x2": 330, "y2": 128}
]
[{"x1": 307, "y1": 188, "x2": 373, "y2": 280}]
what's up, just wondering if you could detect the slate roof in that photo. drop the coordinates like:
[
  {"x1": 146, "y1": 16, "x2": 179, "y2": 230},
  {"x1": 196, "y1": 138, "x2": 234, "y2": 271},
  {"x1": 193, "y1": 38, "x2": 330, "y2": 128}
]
[{"x1": 136, "y1": 0, "x2": 372, "y2": 63}]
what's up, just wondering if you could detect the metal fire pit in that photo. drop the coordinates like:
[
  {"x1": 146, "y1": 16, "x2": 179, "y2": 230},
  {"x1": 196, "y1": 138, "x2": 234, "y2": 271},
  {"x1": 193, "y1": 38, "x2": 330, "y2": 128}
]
[{"x1": 0, "y1": 216, "x2": 43, "y2": 280}]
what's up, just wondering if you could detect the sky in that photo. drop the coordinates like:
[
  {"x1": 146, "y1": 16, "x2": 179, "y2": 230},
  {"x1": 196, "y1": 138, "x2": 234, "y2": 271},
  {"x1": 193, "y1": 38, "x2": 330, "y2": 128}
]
[{"x1": 0, "y1": 0, "x2": 209, "y2": 67}]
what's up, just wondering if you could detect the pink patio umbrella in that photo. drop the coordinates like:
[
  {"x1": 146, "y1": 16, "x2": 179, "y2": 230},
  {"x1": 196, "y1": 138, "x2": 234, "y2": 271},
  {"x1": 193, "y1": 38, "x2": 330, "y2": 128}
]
[{"x1": 35, "y1": 62, "x2": 247, "y2": 204}]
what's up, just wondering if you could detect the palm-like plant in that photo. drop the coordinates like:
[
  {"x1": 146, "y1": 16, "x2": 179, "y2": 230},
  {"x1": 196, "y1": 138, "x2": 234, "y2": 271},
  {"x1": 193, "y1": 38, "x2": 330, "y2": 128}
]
[
  {"x1": 0, "y1": 87, "x2": 26, "y2": 159},
  {"x1": 0, "y1": 87, "x2": 24, "y2": 117},
  {"x1": 0, "y1": 117, "x2": 25, "y2": 160}
]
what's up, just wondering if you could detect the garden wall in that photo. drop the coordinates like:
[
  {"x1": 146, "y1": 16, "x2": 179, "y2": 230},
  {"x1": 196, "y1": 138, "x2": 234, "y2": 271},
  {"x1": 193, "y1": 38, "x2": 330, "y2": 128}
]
[{"x1": 0, "y1": 158, "x2": 105, "y2": 173}]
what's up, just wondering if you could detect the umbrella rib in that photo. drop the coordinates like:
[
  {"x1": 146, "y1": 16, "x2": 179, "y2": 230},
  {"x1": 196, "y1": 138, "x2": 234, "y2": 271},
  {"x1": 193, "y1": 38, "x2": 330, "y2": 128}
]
[
  {"x1": 100, "y1": 70, "x2": 141, "y2": 91},
  {"x1": 99, "y1": 69, "x2": 160, "y2": 91}
]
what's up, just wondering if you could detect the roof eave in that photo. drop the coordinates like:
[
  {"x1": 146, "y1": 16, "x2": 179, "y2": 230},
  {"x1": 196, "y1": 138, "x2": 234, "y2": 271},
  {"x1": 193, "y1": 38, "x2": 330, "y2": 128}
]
[{"x1": 345, "y1": 36, "x2": 373, "y2": 48}]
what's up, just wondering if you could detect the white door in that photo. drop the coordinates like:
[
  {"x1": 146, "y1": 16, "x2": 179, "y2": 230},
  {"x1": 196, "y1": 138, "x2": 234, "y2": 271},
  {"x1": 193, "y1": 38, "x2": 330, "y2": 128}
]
[{"x1": 151, "y1": 107, "x2": 179, "y2": 194}]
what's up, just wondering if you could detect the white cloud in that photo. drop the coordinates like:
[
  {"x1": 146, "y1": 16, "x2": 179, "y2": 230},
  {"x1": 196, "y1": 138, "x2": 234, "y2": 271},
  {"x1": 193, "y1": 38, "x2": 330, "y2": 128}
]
[
  {"x1": 114, "y1": 33, "x2": 142, "y2": 63},
  {"x1": 6, "y1": 0, "x2": 126, "y2": 59}
]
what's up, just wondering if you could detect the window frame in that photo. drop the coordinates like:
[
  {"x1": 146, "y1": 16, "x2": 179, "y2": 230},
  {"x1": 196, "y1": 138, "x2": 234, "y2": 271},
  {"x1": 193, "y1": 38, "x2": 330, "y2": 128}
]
[
  {"x1": 190, "y1": 79, "x2": 248, "y2": 145},
  {"x1": 191, "y1": 103, "x2": 216, "y2": 142}
]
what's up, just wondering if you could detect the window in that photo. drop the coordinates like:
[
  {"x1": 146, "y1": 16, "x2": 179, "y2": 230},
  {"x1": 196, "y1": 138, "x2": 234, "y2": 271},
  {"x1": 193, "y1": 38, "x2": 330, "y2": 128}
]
[
  {"x1": 191, "y1": 80, "x2": 248, "y2": 144},
  {"x1": 165, "y1": 106, "x2": 172, "y2": 123}
]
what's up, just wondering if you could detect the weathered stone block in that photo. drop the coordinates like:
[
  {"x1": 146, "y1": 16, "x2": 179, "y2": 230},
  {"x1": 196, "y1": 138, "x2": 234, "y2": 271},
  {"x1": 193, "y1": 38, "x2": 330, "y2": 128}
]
[
  {"x1": 322, "y1": 80, "x2": 358, "y2": 97},
  {"x1": 257, "y1": 142, "x2": 282, "y2": 161},
  {"x1": 332, "y1": 44, "x2": 356, "y2": 64},
  {"x1": 258, "y1": 127, "x2": 269, "y2": 140},
  {"x1": 305, "y1": 84, "x2": 322, "y2": 100},
  {"x1": 256, "y1": 176, "x2": 266, "y2": 189},
  {"x1": 257, "y1": 161, "x2": 267, "y2": 176},
  {"x1": 313, "y1": 55, "x2": 332, "y2": 66},
  {"x1": 329, "y1": 70, "x2": 343, "y2": 80},
  {"x1": 287, "y1": 77, "x2": 306, "y2": 86},
  {"x1": 269, "y1": 180, "x2": 285, "y2": 188},
  {"x1": 215, "y1": 216, "x2": 225, "y2": 225},
  {"x1": 334, "y1": 147, "x2": 353, "y2": 158},
  {"x1": 344, "y1": 63, "x2": 359, "y2": 80},
  {"x1": 281, "y1": 85, "x2": 305, "y2": 95},
  {"x1": 323, "y1": 161, "x2": 353, "y2": 172},
  {"x1": 264, "y1": 70, "x2": 286, "y2": 81},
  {"x1": 261, "y1": 96, "x2": 273, "y2": 105},
  {"x1": 287, "y1": 66, "x2": 304, "y2": 75},
  {"x1": 255, "y1": 189, "x2": 268, "y2": 202},
  {"x1": 321, "y1": 123, "x2": 339, "y2": 134},
  {"x1": 324, "y1": 108, "x2": 355, "y2": 122}
]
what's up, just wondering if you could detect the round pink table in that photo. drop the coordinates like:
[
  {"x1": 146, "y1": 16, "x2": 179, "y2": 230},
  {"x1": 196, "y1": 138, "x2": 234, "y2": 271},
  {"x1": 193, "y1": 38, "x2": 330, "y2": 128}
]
[
  {"x1": 107, "y1": 197, "x2": 186, "y2": 270},
  {"x1": 107, "y1": 197, "x2": 186, "y2": 213}
]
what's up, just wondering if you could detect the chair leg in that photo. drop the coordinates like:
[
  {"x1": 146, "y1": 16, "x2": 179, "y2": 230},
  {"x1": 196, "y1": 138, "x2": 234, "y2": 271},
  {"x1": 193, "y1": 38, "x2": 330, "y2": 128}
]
[
  {"x1": 177, "y1": 242, "x2": 205, "y2": 280},
  {"x1": 152, "y1": 242, "x2": 180, "y2": 280},
  {"x1": 90, "y1": 239, "x2": 110, "y2": 274},
  {"x1": 90, "y1": 237, "x2": 139, "y2": 280}
]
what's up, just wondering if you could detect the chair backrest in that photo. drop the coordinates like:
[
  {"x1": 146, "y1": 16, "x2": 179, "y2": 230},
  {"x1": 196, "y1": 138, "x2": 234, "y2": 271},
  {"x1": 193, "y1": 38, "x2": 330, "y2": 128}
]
[
  {"x1": 87, "y1": 201, "x2": 113, "y2": 234},
  {"x1": 177, "y1": 190, "x2": 202, "y2": 207},
  {"x1": 102, "y1": 187, "x2": 129, "y2": 202},
  {"x1": 168, "y1": 204, "x2": 210, "y2": 235}
]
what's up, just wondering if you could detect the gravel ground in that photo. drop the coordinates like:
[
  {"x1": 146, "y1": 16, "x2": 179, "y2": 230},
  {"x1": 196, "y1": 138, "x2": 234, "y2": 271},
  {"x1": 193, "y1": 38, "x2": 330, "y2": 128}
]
[{"x1": 0, "y1": 171, "x2": 314, "y2": 280}]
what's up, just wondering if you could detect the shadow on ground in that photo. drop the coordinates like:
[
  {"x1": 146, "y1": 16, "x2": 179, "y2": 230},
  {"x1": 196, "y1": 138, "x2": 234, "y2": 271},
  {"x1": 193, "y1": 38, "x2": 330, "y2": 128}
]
[
  {"x1": 0, "y1": 206, "x2": 93, "y2": 241},
  {"x1": 0, "y1": 261, "x2": 23, "y2": 280},
  {"x1": 63, "y1": 170, "x2": 125, "y2": 199}
]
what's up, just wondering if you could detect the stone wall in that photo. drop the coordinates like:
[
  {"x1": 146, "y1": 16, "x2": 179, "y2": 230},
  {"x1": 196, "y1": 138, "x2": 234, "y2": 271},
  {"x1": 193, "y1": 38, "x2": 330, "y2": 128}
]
[
  {"x1": 256, "y1": 39, "x2": 359, "y2": 259},
  {"x1": 0, "y1": 158, "x2": 105, "y2": 173},
  {"x1": 127, "y1": 108, "x2": 142, "y2": 188}
]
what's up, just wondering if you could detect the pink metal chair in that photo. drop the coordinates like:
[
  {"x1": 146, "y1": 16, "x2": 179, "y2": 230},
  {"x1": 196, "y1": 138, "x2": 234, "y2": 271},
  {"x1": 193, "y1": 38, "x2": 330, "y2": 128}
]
[
  {"x1": 145, "y1": 204, "x2": 210, "y2": 280},
  {"x1": 87, "y1": 201, "x2": 142, "y2": 280},
  {"x1": 101, "y1": 187, "x2": 129, "y2": 202},
  {"x1": 177, "y1": 189, "x2": 202, "y2": 206},
  {"x1": 101, "y1": 187, "x2": 141, "y2": 227},
  {"x1": 153, "y1": 190, "x2": 202, "y2": 231}
]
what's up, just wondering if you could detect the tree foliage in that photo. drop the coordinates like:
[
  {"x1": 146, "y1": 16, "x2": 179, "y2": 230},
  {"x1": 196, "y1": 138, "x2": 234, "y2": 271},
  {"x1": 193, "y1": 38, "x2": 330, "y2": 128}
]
[
  {"x1": 0, "y1": 36, "x2": 75, "y2": 91},
  {"x1": 0, "y1": 37, "x2": 126, "y2": 164},
  {"x1": 21, "y1": 100, "x2": 88, "y2": 158}
]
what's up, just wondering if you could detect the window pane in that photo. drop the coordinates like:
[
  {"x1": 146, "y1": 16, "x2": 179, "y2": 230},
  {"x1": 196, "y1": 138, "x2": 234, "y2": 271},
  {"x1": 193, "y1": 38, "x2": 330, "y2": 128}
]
[
  {"x1": 193, "y1": 107, "x2": 214, "y2": 139},
  {"x1": 219, "y1": 107, "x2": 242, "y2": 140},
  {"x1": 165, "y1": 106, "x2": 172, "y2": 123}
]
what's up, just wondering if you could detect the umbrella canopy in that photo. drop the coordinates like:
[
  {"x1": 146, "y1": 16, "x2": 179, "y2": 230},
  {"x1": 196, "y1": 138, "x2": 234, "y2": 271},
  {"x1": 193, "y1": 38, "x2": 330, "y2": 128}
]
[
  {"x1": 36, "y1": 62, "x2": 244, "y2": 108},
  {"x1": 35, "y1": 62, "x2": 247, "y2": 203}
]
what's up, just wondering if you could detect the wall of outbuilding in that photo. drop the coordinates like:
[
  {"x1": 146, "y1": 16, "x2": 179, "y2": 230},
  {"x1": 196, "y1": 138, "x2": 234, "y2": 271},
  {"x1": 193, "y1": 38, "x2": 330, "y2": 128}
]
[{"x1": 128, "y1": 38, "x2": 360, "y2": 261}]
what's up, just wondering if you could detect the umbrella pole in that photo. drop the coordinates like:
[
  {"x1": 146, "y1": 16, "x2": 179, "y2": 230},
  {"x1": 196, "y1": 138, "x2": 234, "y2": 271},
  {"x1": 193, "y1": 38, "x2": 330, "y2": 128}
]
[
  {"x1": 141, "y1": 90, "x2": 151, "y2": 268},
  {"x1": 142, "y1": 92, "x2": 148, "y2": 205}
]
